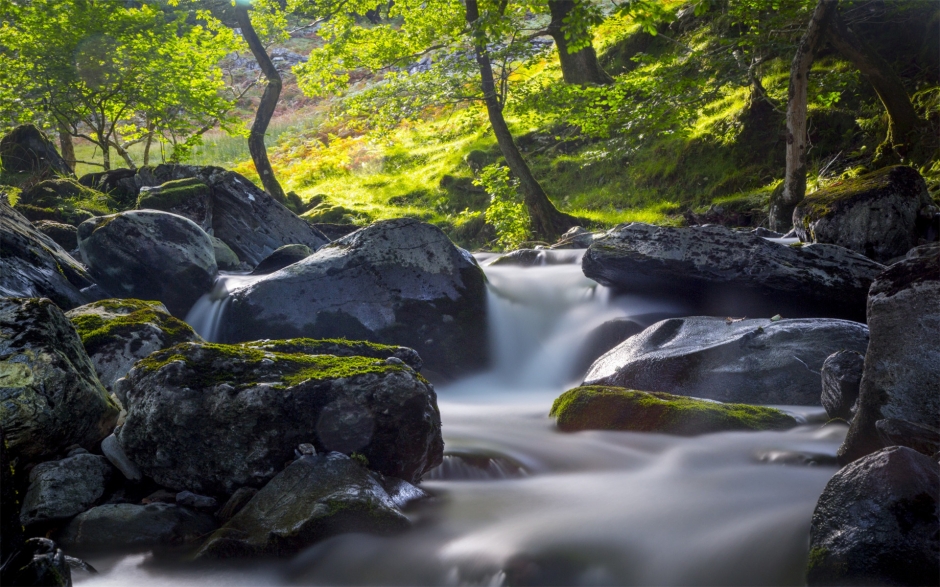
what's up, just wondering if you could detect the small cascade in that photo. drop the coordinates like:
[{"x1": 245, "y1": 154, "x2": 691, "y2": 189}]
[
  {"x1": 185, "y1": 273, "x2": 262, "y2": 341},
  {"x1": 424, "y1": 452, "x2": 527, "y2": 481}
]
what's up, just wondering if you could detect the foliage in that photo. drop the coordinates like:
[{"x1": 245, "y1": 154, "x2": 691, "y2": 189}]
[{"x1": 476, "y1": 164, "x2": 530, "y2": 250}]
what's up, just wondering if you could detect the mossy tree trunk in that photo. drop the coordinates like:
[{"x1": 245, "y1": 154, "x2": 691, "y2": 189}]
[
  {"x1": 547, "y1": 0, "x2": 613, "y2": 86},
  {"x1": 57, "y1": 122, "x2": 75, "y2": 172},
  {"x1": 769, "y1": 0, "x2": 838, "y2": 232},
  {"x1": 827, "y1": 9, "x2": 923, "y2": 164},
  {"x1": 465, "y1": 0, "x2": 580, "y2": 241},
  {"x1": 234, "y1": 4, "x2": 288, "y2": 204}
]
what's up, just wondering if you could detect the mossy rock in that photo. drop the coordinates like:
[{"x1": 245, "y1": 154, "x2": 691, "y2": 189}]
[
  {"x1": 301, "y1": 203, "x2": 360, "y2": 224},
  {"x1": 243, "y1": 338, "x2": 423, "y2": 371},
  {"x1": 15, "y1": 178, "x2": 116, "y2": 225},
  {"x1": 550, "y1": 386, "x2": 798, "y2": 434},
  {"x1": 136, "y1": 177, "x2": 209, "y2": 211}
]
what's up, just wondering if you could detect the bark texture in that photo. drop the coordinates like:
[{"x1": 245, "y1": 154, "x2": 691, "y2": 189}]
[
  {"x1": 548, "y1": 0, "x2": 613, "y2": 86},
  {"x1": 57, "y1": 122, "x2": 75, "y2": 172}
]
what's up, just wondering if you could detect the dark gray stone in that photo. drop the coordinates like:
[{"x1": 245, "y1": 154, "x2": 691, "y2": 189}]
[
  {"x1": 211, "y1": 236, "x2": 241, "y2": 270},
  {"x1": 196, "y1": 453, "x2": 409, "y2": 558},
  {"x1": 136, "y1": 178, "x2": 213, "y2": 232},
  {"x1": 876, "y1": 419, "x2": 940, "y2": 457},
  {"x1": 0, "y1": 201, "x2": 95, "y2": 310},
  {"x1": 582, "y1": 223, "x2": 884, "y2": 321},
  {"x1": 583, "y1": 316, "x2": 869, "y2": 405},
  {"x1": 250, "y1": 243, "x2": 313, "y2": 275},
  {"x1": 839, "y1": 250, "x2": 940, "y2": 464},
  {"x1": 550, "y1": 226, "x2": 598, "y2": 249},
  {"x1": 77, "y1": 210, "x2": 217, "y2": 316},
  {"x1": 20, "y1": 454, "x2": 113, "y2": 526},
  {"x1": 57, "y1": 503, "x2": 218, "y2": 553},
  {"x1": 217, "y1": 487, "x2": 257, "y2": 523},
  {"x1": 820, "y1": 350, "x2": 864, "y2": 421},
  {"x1": 0, "y1": 538, "x2": 72, "y2": 587},
  {"x1": 175, "y1": 491, "x2": 218, "y2": 511},
  {"x1": 116, "y1": 340, "x2": 443, "y2": 495},
  {"x1": 221, "y1": 219, "x2": 488, "y2": 375},
  {"x1": 100, "y1": 432, "x2": 141, "y2": 482},
  {"x1": 0, "y1": 298, "x2": 120, "y2": 463},
  {"x1": 807, "y1": 446, "x2": 939, "y2": 586},
  {"x1": 34, "y1": 221, "x2": 78, "y2": 251},
  {"x1": 794, "y1": 166, "x2": 936, "y2": 263},
  {"x1": 0, "y1": 124, "x2": 72, "y2": 176}
]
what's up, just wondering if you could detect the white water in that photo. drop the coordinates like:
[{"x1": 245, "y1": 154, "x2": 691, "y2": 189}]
[
  {"x1": 77, "y1": 250, "x2": 843, "y2": 586},
  {"x1": 185, "y1": 273, "x2": 262, "y2": 341}
]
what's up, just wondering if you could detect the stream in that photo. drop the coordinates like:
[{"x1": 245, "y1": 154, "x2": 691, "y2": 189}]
[{"x1": 77, "y1": 250, "x2": 843, "y2": 586}]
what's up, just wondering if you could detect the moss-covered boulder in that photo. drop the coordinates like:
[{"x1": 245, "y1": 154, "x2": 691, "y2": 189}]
[
  {"x1": 301, "y1": 203, "x2": 358, "y2": 224},
  {"x1": 137, "y1": 177, "x2": 212, "y2": 231},
  {"x1": 15, "y1": 178, "x2": 116, "y2": 225},
  {"x1": 115, "y1": 340, "x2": 443, "y2": 495},
  {"x1": 77, "y1": 210, "x2": 217, "y2": 316},
  {"x1": 211, "y1": 236, "x2": 241, "y2": 270},
  {"x1": 793, "y1": 166, "x2": 936, "y2": 263},
  {"x1": 33, "y1": 220, "x2": 78, "y2": 251},
  {"x1": 243, "y1": 338, "x2": 423, "y2": 371},
  {"x1": 66, "y1": 299, "x2": 202, "y2": 394},
  {"x1": 0, "y1": 124, "x2": 72, "y2": 177},
  {"x1": 197, "y1": 453, "x2": 409, "y2": 558},
  {"x1": 0, "y1": 201, "x2": 96, "y2": 310},
  {"x1": 250, "y1": 243, "x2": 313, "y2": 275},
  {"x1": 0, "y1": 298, "x2": 120, "y2": 463},
  {"x1": 550, "y1": 386, "x2": 797, "y2": 434}
]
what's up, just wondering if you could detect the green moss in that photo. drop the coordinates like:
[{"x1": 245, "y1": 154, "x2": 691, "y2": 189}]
[
  {"x1": 350, "y1": 452, "x2": 369, "y2": 467},
  {"x1": 70, "y1": 299, "x2": 198, "y2": 355},
  {"x1": 136, "y1": 178, "x2": 209, "y2": 211},
  {"x1": 807, "y1": 547, "x2": 829, "y2": 571},
  {"x1": 798, "y1": 165, "x2": 904, "y2": 220},
  {"x1": 14, "y1": 178, "x2": 118, "y2": 225},
  {"x1": 550, "y1": 386, "x2": 797, "y2": 435},
  {"x1": 245, "y1": 338, "x2": 404, "y2": 357}
]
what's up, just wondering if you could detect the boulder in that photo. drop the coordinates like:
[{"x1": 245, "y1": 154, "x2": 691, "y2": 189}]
[
  {"x1": 15, "y1": 179, "x2": 116, "y2": 225},
  {"x1": 116, "y1": 340, "x2": 443, "y2": 495},
  {"x1": 838, "y1": 250, "x2": 940, "y2": 464},
  {"x1": 0, "y1": 124, "x2": 72, "y2": 176},
  {"x1": 571, "y1": 318, "x2": 645, "y2": 379},
  {"x1": 582, "y1": 223, "x2": 884, "y2": 321},
  {"x1": 820, "y1": 350, "x2": 864, "y2": 421},
  {"x1": 20, "y1": 454, "x2": 113, "y2": 527},
  {"x1": 100, "y1": 432, "x2": 142, "y2": 482},
  {"x1": 78, "y1": 210, "x2": 217, "y2": 316},
  {"x1": 196, "y1": 453, "x2": 409, "y2": 558},
  {"x1": 66, "y1": 299, "x2": 202, "y2": 394},
  {"x1": 211, "y1": 236, "x2": 241, "y2": 270},
  {"x1": 583, "y1": 316, "x2": 869, "y2": 405},
  {"x1": 0, "y1": 201, "x2": 95, "y2": 310},
  {"x1": 876, "y1": 419, "x2": 940, "y2": 457},
  {"x1": 0, "y1": 298, "x2": 120, "y2": 463},
  {"x1": 221, "y1": 219, "x2": 488, "y2": 375},
  {"x1": 243, "y1": 338, "x2": 423, "y2": 371},
  {"x1": 250, "y1": 244, "x2": 313, "y2": 275},
  {"x1": 550, "y1": 226, "x2": 599, "y2": 249},
  {"x1": 79, "y1": 168, "x2": 138, "y2": 208},
  {"x1": 175, "y1": 491, "x2": 217, "y2": 512},
  {"x1": 33, "y1": 221, "x2": 78, "y2": 251},
  {"x1": 136, "y1": 178, "x2": 212, "y2": 231},
  {"x1": 794, "y1": 166, "x2": 936, "y2": 263},
  {"x1": 551, "y1": 386, "x2": 798, "y2": 434},
  {"x1": 807, "y1": 446, "x2": 938, "y2": 586},
  {"x1": 217, "y1": 487, "x2": 258, "y2": 523},
  {"x1": 57, "y1": 503, "x2": 217, "y2": 553}
]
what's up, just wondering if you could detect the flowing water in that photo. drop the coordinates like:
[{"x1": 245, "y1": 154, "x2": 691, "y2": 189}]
[{"x1": 79, "y1": 250, "x2": 844, "y2": 586}]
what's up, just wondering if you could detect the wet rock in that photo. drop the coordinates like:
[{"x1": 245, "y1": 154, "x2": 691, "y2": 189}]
[
  {"x1": 196, "y1": 453, "x2": 409, "y2": 558},
  {"x1": 876, "y1": 419, "x2": 940, "y2": 457},
  {"x1": 0, "y1": 298, "x2": 120, "y2": 463},
  {"x1": 242, "y1": 338, "x2": 423, "y2": 371},
  {"x1": 77, "y1": 210, "x2": 217, "y2": 316},
  {"x1": 550, "y1": 226, "x2": 599, "y2": 249},
  {"x1": 15, "y1": 179, "x2": 116, "y2": 226},
  {"x1": 116, "y1": 340, "x2": 443, "y2": 495},
  {"x1": 0, "y1": 201, "x2": 96, "y2": 310},
  {"x1": 0, "y1": 124, "x2": 72, "y2": 176},
  {"x1": 807, "y1": 446, "x2": 939, "y2": 586},
  {"x1": 34, "y1": 221, "x2": 78, "y2": 251},
  {"x1": 137, "y1": 178, "x2": 212, "y2": 232},
  {"x1": 217, "y1": 487, "x2": 258, "y2": 523},
  {"x1": 379, "y1": 476, "x2": 431, "y2": 508},
  {"x1": 583, "y1": 316, "x2": 868, "y2": 405},
  {"x1": 100, "y1": 432, "x2": 142, "y2": 482},
  {"x1": 424, "y1": 452, "x2": 527, "y2": 481},
  {"x1": 551, "y1": 386, "x2": 798, "y2": 434},
  {"x1": 571, "y1": 318, "x2": 645, "y2": 379},
  {"x1": 820, "y1": 350, "x2": 864, "y2": 421},
  {"x1": 175, "y1": 491, "x2": 218, "y2": 512},
  {"x1": 839, "y1": 250, "x2": 940, "y2": 464},
  {"x1": 0, "y1": 538, "x2": 72, "y2": 587},
  {"x1": 57, "y1": 503, "x2": 217, "y2": 553},
  {"x1": 221, "y1": 219, "x2": 488, "y2": 375},
  {"x1": 250, "y1": 243, "x2": 313, "y2": 275},
  {"x1": 488, "y1": 249, "x2": 544, "y2": 267},
  {"x1": 750, "y1": 227, "x2": 783, "y2": 238},
  {"x1": 66, "y1": 298, "x2": 202, "y2": 394},
  {"x1": 1, "y1": 429, "x2": 25, "y2": 566},
  {"x1": 582, "y1": 223, "x2": 884, "y2": 321},
  {"x1": 211, "y1": 236, "x2": 241, "y2": 270},
  {"x1": 794, "y1": 166, "x2": 935, "y2": 263},
  {"x1": 20, "y1": 454, "x2": 113, "y2": 527}
]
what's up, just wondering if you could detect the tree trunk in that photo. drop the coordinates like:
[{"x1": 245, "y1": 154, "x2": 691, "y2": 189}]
[
  {"x1": 235, "y1": 4, "x2": 287, "y2": 203},
  {"x1": 466, "y1": 0, "x2": 580, "y2": 240},
  {"x1": 57, "y1": 122, "x2": 75, "y2": 172},
  {"x1": 827, "y1": 9, "x2": 922, "y2": 162},
  {"x1": 112, "y1": 141, "x2": 136, "y2": 170},
  {"x1": 547, "y1": 0, "x2": 613, "y2": 86},
  {"x1": 769, "y1": 0, "x2": 837, "y2": 232}
]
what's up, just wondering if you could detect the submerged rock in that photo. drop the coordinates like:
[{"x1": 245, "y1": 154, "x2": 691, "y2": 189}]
[
  {"x1": 0, "y1": 124, "x2": 72, "y2": 176},
  {"x1": 78, "y1": 210, "x2": 217, "y2": 316},
  {"x1": 136, "y1": 177, "x2": 213, "y2": 232},
  {"x1": 57, "y1": 503, "x2": 217, "y2": 553},
  {"x1": 250, "y1": 243, "x2": 313, "y2": 275},
  {"x1": 583, "y1": 316, "x2": 868, "y2": 405},
  {"x1": 0, "y1": 201, "x2": 96, "y2": 310},
  {"x1": 20, "y1": 454, "x2": 113, "y2": 527},
  {"x1": 820, "y1": 350, "x2": 864, "y2": 421},
  {"x1": 550, "y1": 386, "x2": 797, "y2": 434},
  {"x1": 807, "y1": 446, "x2": 939, "y2": 586},
  {"x1": 116, "y1": 340, "x2": 443, "y2": 495},
  {"x1": 794, "y1": 166, "x2": 935, "y2": 263},
  {"x1": 66, "y1": 299, "x2": 202, "y2": 394},
  {"x1": 197, "y1": 453, "x2": 409, "y2": 558},
  {"x1": 221, "y1": 219, "x2": 488, "y2": 375},
  {"x1": 0, "y1": 298, "x2": 120, "y2": 463},
  {"x1": 582, "y1": 223, "x2": 883, "y2": 321},
  {"x1": 839, "y1": 250, "x2": 940, "y2": 464}
]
